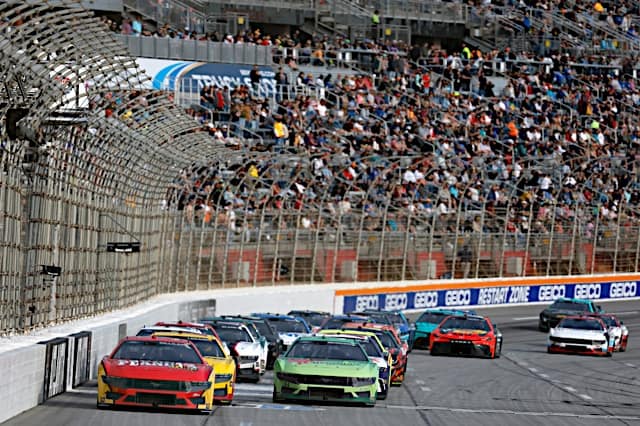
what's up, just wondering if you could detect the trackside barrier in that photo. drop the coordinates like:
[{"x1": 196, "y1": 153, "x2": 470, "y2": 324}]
[
  {"x1": 68, "y1": 332, "x2": 92, "y2": 389},
  {"x1": 39, "y1": 337, "x2": 68, "y2": 403},
  {"x1": 336, "y1": 275, "x2": 640, "y2": 313}
]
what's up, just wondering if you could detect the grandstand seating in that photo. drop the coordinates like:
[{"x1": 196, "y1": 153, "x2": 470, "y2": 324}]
[{"x1": 2, "y1": 0, "x2": 640, "y2": 334}]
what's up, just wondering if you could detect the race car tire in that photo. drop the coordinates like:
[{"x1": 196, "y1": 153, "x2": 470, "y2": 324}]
[
  {"x1": 272, "y1": 390, "x2": 282, "y2": 403},
  {"x1": 620, "y1": 340, "x2": 627, "y2": 352},
  {"x1": 606, "y1": 350, "x2": 613, "y2": 357},
  {"x1": 430, "y1": 344, "x2": 440, "y2": 356},
  {"x1": 96, "y1": 402, "x2": 111, "y2": 410},
  {"x1": 538, "y1": 322, "x2": 549, "y2": 332},
  {"x1": 546, "y1": 346, "x2": 552, "y2": 354}
]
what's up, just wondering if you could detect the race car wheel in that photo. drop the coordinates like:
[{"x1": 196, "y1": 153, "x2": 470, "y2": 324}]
[
  {"x1": 620, "y1": 340, "x2": 627, "y2": 352},
  {"x1": 546, "y1": 346, "x2": 552, "y2": 354},
  {"x1": 272, "y1": 390, "x2": 282, "y2": 403},
  {"x1": 430, "y1": 344, "x2": 440, "y2": 356},
  {"x1": 538, "y1": 322, "x2": 549, "y2": 332},
  {"x1": 606, "y1": 350, "x2": 613, "y2": 357}
]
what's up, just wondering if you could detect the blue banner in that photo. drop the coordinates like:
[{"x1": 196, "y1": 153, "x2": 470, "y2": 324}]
[{"x1": 343, "y1": 280, "x2": 640, "y2": 313}]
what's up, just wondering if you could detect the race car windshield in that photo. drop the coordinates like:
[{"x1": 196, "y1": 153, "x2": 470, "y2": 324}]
[
  {"x1": 113, "y1": 341, "x2": 202, "y2": 363},
  {"x1": 440, "y1": 317, "x2": 490, "y2": 332},
  {"x1": 417, "y1": 312, "x2": 449, "y2": 324},
  {"x1": 254, "y1": 322, "x2": 277, "y2": 338},
  {"x1": 386, "y1": 313, "x2": 407, "y2": 328},
  {"x1": 191, "y1": 340, "x2": 226, "y2": 358},
  {"x1": 287, "y1": 341, "x2": 368, "y2": 362},
  {"x1": 549, "y1": 301, "x2": 590, "y2": 311},
  {"x1": 215, "y1": 327, "x2": 252, "y2": 343},
  {"x1": 365, "y1": 313, "x2": 392, "y2": 325},
  {"x1": 301, "y1": 315, "x2": 328, "y2": 327},
  {"x1": 558, "y1": 318, "x2": 604, "y2": 331},
  {"x1": 597, "y1": 316, "x2": 617, "y2": 327},
  {"x1": 272, "y1": 320, "x2": 308, "y2": 333},
  {"x1": 376, "y1": 331, "x2": 399, "y2": 349}
]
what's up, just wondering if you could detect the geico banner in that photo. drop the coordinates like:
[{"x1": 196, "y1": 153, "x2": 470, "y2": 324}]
[
  {"x1": 135, "y1": 57, "x2": 275, "y2": 94},
  {"x1": 342, "y1": 280, "x2": 640, "y2": 313}
]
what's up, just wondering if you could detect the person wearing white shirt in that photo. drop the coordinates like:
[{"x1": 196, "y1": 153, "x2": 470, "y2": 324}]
[{"x1": 539, "y1": 174, "x2": 552, "y2": 191}]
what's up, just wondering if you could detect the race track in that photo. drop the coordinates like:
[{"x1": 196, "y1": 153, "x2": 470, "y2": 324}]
[{"x1": 3, "y1": 300, "x2": 640, "y2": 426}]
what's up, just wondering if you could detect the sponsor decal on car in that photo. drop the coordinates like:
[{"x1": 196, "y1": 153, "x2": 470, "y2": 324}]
[{"x1": 116, "y1": 360, "x2": 199, "y2": 370}]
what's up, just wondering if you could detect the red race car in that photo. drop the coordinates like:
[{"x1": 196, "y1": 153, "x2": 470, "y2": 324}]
[
  {"x1": 429, "y1": 314, "x2": 503, "y2": 359},
  {"x1": 342, "y1": 322, "x2": 409, "y2": 385},
  {"x1": 97, "y1": 336, "x2": 215, "y2": 411}
]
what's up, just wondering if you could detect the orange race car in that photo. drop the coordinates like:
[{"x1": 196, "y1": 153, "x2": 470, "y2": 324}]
[
  {"x1": 429, "y1": 314, "x2": 503, "y2": 359},
  {"x1": 341, "y1": 322, "x2": 408, "y2": 385}
]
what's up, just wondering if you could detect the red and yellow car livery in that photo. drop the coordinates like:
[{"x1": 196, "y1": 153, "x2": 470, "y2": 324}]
[{"x1": 97, "y1": 336, "x2": 215, "y2": 411}]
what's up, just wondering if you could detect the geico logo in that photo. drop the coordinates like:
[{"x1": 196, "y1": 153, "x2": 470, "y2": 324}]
[
  {"x1": 385, "y1": 293, "x2": 408, "y2": 310},
  {"x1": 413, "y1": 291, "x2": 439, "y2": 308},
  {"x1": 574, "y1": 284, "x2": 601, "y2": 299},
  {"x1": 538, "y1": 285, "x2": 566, "y2": 301},
  {"x1": 609, "y1": 282, "x2": 637, "y2": 298},
  {"x1": 355, "y1": 295, "x2": 379, "y2": 311},
  {"x1": 445, "y1": 290, "x2": 471, "y2": 306}
]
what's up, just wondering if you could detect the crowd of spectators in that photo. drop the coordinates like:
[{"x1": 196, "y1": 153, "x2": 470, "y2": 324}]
[{"x1": 99, "y1": 10, "x2": 640, "y2": 241}]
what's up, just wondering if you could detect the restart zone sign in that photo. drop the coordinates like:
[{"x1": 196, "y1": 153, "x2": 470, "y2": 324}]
[{"x1": 343, "y1": 280, "x2": 640, "y2": 313}]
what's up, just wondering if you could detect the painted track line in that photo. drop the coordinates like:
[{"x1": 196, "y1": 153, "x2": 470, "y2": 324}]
[{"x1": 383, "y1": 404, "x2": 640, "y2": 420}]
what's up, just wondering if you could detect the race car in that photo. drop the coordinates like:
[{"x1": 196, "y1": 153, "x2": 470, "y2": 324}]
[
  {"x1": 429, "y1": 314, "x2": 503, "y2": 358},
  {"x1": 317, "y1": 329, "x2": 392, "y2": 399},
  {"x1": 227, "y1": 315, "x2": 283, "y2": 369},
  {"x1": 203, "y1": 320, "x2": 264, "y2": 382},
  {"x1": 136, "y1": 325, "x2": 205, "y2": 337},
  {"x1": 413, "y1": 308, "x2": 476, "y2": 349},
  {"x1": 590, "y1": 313, "x2": 629, "y2": 352},
  {"x1": 350, "y1": 310, "x2": 415, "y2": 351},
  {"x1": 547, "y1": 315, "x2": 613, "y2": 356},
  {"x1": 203, "y1": 317, "x2": 268, "y2": 374},
  {"x1": 273, "y1": 335, "x2": 379, "y2": 406},
  {"x1": 341, "y1": 322, "x2": 408, "y2": 385},
  {"x1": 319, "y1": 314, "x2": 371, "y2": 330},
  {"x1": 287, "y1": 310, "x2": 331, "y2": 332},
  {"x1": 152, "y1": 331, "x2": 236, "y2": 404},
  {"x1": 154, "y1": 321, "x2": 220, "y2": 339},
  {"x1": 252, "y1": 313, "x2": 312, "y2": 351},
  {"x1": 538, "y1": 297, "x2": 603, "y2": 331},
  {"x1": 97, "y1": 336, "x2": 215, "y2": 411}
]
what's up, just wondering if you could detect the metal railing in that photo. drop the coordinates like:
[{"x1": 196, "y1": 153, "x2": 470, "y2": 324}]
[{"x1": 116, "y1": 34, "x2": 273, "y2": 65}]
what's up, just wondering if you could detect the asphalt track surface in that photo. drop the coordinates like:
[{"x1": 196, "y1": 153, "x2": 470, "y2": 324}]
[{"x1": 3, "y1": 300, "x2": 640, "y2": 426}]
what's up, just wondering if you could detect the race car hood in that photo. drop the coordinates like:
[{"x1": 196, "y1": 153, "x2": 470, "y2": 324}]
[
  {"x1": 103, "y1": 358, "x2": 211, "y2": 381},
  {"x1": 278, "y1": 358, "x2": 376, "y2": 376},
  {"x1": 279, "y1": 333, "x2": 308, "y2": 345},
  {"x1": 203, "y1": 356, "x2": 235, "y2": 375},
  {"x1": 440, "y1": 329, "x2": 489, "y2": 340},
  {"x1": 369, "y1": 356, "x2": 388, "y2": 369},
  {"x1": 232, "y1": 341, "x2": 262, "y2": 355},
  {"x1": 550, "y1": 328, "x2": 606, "y2": 339}
]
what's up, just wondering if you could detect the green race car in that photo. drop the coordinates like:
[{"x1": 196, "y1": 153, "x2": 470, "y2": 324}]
[{"x1": 273, "y1": 335, "x2": 379, "y2": 406}]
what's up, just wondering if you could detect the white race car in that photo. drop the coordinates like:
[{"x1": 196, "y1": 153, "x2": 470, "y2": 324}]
[
  {"x1": 210, "y1": 321, "x2": 265, "y2": 382},
  {"x1": 547, "y1": 315, "x2": 613, "y2": 357},
  {"x1": 593, "y1": 314, "x2": 629, "y2": 352}
]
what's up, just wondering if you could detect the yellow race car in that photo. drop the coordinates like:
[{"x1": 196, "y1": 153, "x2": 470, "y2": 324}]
[{"x1": 153, "y1": 331, "x2": 236, "y2": 404}]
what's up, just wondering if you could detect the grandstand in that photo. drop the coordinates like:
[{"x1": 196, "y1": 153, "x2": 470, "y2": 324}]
[{"x1": 2, "y1": 0, "x2": 640, "y2": 334}]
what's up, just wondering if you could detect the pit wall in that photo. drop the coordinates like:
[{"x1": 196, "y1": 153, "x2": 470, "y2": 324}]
[{"x1": 1, "y1": 274, "x2": 640, "y2": 423}]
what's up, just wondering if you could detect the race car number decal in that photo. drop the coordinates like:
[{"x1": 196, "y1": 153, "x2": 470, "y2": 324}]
[{"x1": 117, "y1": 359, "x2": 199, "y2": 370}]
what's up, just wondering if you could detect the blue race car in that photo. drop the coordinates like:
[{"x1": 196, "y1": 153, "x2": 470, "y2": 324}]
[{"x1": 251, "y1": 313, "x2": 312, "y2": 351}]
